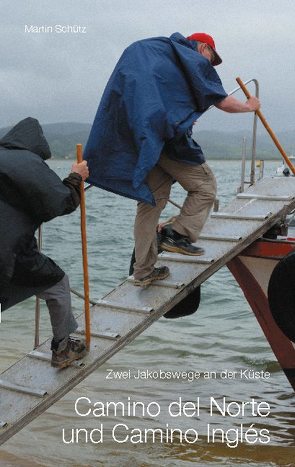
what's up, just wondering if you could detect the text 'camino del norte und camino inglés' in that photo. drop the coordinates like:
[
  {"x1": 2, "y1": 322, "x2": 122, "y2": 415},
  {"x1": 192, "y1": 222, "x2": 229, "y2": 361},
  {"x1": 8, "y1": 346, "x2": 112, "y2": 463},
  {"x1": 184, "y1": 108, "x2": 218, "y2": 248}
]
[{"x1": 61, "y1": 396, "x2": 272, "y2": 448}]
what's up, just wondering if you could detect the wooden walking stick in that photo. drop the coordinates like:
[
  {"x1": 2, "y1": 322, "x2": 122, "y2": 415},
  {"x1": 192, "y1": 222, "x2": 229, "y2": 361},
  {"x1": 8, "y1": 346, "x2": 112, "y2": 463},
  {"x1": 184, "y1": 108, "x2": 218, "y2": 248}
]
[
  {"x1": 76, "y1": 144, "x2": 91, "y2": 350},
  {"x1": 236, "y1": 77, "x2": 295, "y2": 175}
]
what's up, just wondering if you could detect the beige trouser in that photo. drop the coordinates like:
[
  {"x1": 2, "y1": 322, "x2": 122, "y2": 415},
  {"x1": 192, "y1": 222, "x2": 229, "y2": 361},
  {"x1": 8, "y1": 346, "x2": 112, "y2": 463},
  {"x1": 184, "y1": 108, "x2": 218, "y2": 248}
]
[{"x1": 133, "y1": 153, "x2": 217, "y2": 279}]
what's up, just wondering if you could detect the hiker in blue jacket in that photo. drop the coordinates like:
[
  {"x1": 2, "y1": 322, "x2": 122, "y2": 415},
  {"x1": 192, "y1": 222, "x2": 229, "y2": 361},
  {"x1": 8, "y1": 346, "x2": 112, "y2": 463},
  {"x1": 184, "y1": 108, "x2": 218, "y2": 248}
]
[{"x1": 85, "y1": 32, "x2": 260, "y2": 286}]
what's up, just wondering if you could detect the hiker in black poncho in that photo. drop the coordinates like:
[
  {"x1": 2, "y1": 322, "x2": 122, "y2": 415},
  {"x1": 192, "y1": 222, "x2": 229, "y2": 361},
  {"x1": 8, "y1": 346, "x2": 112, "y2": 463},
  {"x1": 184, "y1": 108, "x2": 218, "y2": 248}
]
[{"x1": 0, "y1": 117, "x2": 89, "y2": 368}]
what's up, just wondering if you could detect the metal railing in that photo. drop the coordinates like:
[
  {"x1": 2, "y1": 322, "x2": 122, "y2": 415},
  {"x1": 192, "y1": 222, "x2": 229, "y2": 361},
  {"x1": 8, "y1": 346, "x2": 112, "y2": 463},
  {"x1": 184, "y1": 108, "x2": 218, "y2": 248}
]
[
  {"x1": 228, "y1": 78, "x2": 259, "y2": 185},
  {"x1": 207, "y1": 78, "x2": 259, "y2": 186}
]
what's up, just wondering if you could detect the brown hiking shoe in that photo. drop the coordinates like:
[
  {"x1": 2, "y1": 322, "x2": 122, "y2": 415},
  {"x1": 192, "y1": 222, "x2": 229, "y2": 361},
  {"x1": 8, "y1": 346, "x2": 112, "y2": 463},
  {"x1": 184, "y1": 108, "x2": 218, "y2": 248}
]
[
  {"x1": 51, "y1": 336, "x2": 88, "y2": 369},
  {"x1": 134, "y1": 266, "x2": 170, "y2": 287},
  {"x1": 160, "y1": 226, "x2": 205, "y2": 256}
]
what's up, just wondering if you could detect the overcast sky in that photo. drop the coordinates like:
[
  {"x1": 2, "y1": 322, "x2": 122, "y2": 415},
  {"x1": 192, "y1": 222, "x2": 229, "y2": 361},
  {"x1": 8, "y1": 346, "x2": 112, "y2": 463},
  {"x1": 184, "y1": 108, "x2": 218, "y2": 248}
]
[{"x1": 1, "y1": 0, "x2": 295, "y2": 134}]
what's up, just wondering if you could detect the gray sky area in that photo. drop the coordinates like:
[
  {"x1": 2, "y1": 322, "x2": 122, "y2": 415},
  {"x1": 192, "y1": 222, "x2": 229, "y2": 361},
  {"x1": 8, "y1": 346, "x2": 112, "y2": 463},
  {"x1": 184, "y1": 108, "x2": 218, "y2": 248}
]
[{"x1": 1, "y1": 0, "x2": 295, "y2": 133}]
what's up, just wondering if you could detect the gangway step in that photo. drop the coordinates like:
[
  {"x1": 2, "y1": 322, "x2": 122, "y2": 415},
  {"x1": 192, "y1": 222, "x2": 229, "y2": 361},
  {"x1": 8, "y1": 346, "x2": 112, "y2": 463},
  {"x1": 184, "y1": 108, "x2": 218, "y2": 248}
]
[
  {"x1": 211, "y1": 212, "x2": 272, "y2": 220},
  {"x1": 0, "y1": 379, "x2": 47, "y2": 398},
  {"x1": 127, "y1": 276, "x2": 185, "y2": 289},
  {"x1": 1, "y1": 176, "x2": 295, "y2": 445},
  {"x1": 199, "y1": 234, "x2": 242, "y2": 242},
  {"x1": 159, "y1": 253, "x2": 215, "y2": 264},
  {"x1": 237, "y1": 193, "x2": 294, "y2": 201},
  {"x1": 95, "y1": 299, "x2": 153, "y2": 313},
  {"x1": 75, "y1": 329, "x2": 120, "y2": 339},
  {"x1": 28, "y1": 350, "x2": 85, "y2": 368}
]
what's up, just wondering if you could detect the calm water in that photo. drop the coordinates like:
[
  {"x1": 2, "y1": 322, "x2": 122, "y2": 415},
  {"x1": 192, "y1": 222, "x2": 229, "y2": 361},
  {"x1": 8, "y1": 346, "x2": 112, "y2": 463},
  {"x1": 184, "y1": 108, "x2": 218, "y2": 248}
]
[{"x1": 0, "y1": 159, "x2": 294, "y2": 467}]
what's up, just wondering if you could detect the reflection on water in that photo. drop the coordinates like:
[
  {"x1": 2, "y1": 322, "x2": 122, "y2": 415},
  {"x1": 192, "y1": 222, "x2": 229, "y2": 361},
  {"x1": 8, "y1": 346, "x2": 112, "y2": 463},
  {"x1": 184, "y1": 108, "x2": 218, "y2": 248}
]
[{"x1": 0, "y1": 160, "x2": 294, "y2": 466}]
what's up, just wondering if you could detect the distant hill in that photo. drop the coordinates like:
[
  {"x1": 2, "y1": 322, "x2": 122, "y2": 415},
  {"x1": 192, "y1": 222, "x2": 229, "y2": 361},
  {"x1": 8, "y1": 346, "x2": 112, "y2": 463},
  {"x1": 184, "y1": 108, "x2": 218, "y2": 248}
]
[
  {"x1": 196, "y1": 130, "x2": 295, "y2": 160},
  {"x1": 0, "y1": 122, "x2": 91, "y2": 159},
  {"x1": 0, "y1": 121, "x2": 294, "y2": 160}
]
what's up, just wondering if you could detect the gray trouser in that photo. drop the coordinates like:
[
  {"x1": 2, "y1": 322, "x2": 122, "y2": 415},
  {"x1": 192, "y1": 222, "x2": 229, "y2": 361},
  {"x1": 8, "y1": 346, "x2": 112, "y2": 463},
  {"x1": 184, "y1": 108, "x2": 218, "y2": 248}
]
[
  {"x1": 37, "y1": 274, "x2": 78, "y2": 341},
  {"x1": 133, "y1": 153, "x2": 217, "y2": 279}
]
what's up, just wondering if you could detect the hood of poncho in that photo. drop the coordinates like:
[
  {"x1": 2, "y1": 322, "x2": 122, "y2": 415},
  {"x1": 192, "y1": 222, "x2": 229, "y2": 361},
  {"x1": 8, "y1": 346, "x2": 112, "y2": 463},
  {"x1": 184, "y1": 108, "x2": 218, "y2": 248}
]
[{"x1": 0, "y1": 117, "x2": 51, "y2": 160}]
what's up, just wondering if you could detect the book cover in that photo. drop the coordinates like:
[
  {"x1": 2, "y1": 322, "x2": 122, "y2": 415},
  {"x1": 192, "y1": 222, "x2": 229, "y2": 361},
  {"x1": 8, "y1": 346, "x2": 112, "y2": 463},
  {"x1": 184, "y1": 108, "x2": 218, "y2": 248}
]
[{"x1": 0, "y1": 1, "x2": 294, "y2": 466}]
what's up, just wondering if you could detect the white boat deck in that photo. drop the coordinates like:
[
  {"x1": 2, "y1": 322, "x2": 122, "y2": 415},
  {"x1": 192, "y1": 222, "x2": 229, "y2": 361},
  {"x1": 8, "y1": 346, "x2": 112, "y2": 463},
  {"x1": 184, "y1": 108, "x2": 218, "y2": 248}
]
[{"x1": 1, "y1": 176, "x2": 295, "y2": 445}]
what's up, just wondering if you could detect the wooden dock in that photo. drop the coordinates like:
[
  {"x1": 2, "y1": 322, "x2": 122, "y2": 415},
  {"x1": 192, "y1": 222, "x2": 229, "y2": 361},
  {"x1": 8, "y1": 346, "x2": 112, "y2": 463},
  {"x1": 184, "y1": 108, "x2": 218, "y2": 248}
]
[{"x1": 1, "y1": 176, "x2": 295, "y2": 445}]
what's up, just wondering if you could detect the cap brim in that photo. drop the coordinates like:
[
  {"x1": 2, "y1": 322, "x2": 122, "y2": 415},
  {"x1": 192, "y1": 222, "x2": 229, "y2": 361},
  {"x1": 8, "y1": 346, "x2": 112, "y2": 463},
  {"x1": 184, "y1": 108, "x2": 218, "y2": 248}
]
[{"x1": 212, "y1": 51, "x2": 222, "y2": 66}]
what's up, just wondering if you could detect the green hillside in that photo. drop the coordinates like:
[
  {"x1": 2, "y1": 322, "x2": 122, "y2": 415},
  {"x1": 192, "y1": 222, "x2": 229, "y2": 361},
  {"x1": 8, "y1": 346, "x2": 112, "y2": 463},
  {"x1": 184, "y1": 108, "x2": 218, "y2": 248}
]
[{"x1": 0, "y1": 122, "x2": 294, "y2": 160}]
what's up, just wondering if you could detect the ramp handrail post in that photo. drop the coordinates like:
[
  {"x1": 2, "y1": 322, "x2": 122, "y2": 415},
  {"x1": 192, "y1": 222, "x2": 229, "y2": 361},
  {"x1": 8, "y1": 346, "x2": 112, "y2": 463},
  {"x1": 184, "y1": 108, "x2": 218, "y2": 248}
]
[
  {"x1": 227, "y1": 78, "x2": 259, "y2": 185},
  {"x1": 207, "y1": 78, "x2": 259, "y2": 186},
  {"x1": 249, "y1": 79, "x2": 259, "y2": 185},
  {"x1": 76, "y1": 144, "x2": 91, "y2": 350},
  {"x1": 237, "y1": 137, "x2": 247, "y2": 193}
]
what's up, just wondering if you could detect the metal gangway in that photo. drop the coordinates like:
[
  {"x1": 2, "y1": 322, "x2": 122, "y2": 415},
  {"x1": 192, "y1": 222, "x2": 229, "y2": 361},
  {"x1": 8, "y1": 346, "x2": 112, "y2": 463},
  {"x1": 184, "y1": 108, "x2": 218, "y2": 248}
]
[
  {"x1": 1, "y1": 79, "x2": 295, "y2": 445},
  {"x1": 1, "y1": 175, "x2": 295, "y2": 444}
]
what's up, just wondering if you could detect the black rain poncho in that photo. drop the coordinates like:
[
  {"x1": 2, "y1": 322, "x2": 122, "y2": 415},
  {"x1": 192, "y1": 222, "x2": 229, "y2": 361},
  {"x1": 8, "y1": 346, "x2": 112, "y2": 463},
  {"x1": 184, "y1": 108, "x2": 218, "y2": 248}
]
[{"x1": 0, "y1": 117, "x2": 81, "y2": 311}]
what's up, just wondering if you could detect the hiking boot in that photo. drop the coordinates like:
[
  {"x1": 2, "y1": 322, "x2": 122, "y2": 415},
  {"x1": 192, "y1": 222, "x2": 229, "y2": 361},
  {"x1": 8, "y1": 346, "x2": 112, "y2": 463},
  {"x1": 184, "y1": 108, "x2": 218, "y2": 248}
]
[
  {"x1": 134, "y1": 266, "x2": 170, "y2": 287},
  {"x1": 160, "y1": 227, "x2": 205, "y2": 256},
  {"x1": 51, "y1": 336, "x2": 88, "y2": 369}
]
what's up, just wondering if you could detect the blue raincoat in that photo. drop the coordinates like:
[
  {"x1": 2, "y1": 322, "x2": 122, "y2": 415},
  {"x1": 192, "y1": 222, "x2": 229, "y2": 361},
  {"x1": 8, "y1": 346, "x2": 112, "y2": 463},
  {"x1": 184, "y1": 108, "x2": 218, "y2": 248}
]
[{"x1": 84, "y1": 32, "x2": 227, "y2": 205}]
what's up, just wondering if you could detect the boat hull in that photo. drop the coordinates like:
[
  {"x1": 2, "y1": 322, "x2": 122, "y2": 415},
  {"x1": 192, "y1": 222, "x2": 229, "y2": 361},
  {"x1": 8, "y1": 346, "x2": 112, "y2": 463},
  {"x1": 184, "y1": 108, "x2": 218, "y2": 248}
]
[{"x1": 228, "y1": 238, "x2": 295, "y2": 390}]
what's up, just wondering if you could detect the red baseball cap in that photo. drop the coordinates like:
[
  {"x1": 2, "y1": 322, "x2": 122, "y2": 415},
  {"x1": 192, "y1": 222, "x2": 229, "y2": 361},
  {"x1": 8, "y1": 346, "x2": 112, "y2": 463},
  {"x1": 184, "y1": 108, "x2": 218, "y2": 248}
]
[{"x1": 187, "y1": 32, "x2": 222, "y2": 66}]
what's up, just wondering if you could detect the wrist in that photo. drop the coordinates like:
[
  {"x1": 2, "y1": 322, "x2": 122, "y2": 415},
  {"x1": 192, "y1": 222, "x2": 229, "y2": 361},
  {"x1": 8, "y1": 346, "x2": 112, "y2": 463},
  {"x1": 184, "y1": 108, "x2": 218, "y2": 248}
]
[
  {"x1": 68, "y1": 172, "x2": 82, "y2": 181},
  {"x1": 244, "y1": 101, "x2": 252, "y2": 112}
]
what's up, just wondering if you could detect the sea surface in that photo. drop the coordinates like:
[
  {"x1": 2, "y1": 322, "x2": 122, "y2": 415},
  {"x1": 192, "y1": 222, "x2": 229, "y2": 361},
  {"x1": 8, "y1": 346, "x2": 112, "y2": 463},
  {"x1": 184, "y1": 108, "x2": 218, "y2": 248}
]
[{"x1": 0, "y1": 159, "x2": 294, "y2": 467}]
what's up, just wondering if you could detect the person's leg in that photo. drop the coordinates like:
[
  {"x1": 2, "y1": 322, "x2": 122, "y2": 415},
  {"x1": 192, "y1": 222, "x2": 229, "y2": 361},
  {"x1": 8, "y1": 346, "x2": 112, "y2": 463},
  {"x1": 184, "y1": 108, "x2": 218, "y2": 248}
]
[
  {"x1": 133, "y1": 165, "x2": 173, "y2": 280},
  {"x1": 37, "y1": 274, "x2": 87, "y2": 368},
  {"x1": 37, "y1": 274, "x2": 77, "y2": 341},
  {"x1": 158, "y1": 153, "x2": 217, "y2": 242}
]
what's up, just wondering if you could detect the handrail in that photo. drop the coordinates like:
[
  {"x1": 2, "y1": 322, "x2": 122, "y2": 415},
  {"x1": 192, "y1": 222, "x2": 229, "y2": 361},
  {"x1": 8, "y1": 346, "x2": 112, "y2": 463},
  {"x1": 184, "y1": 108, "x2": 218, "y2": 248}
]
[
  {"x1": 230, "y1": 79, "x2": 259, "y2": 185},
  {"x1": 207, "y1": 78, "x2": 259, "y2": 185},
  {"x1": 237, "y1": 77, "x2": 295, "y2": 176}
]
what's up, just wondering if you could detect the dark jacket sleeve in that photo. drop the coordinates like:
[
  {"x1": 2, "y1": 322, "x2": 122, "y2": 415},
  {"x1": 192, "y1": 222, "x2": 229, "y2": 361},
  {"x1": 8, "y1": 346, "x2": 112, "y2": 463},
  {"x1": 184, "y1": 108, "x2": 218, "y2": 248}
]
[
  {"x1": 0, "y1": 152, "x2": 83, "y2": 224},
  {"x1": 62, "y1": 172, "x2": 82, "y2": 213},
  {"x1": 31, "y1": 166, "x2": 83, "y2": 223}
]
